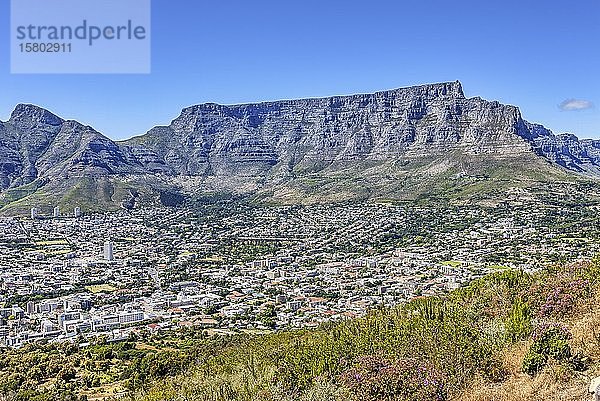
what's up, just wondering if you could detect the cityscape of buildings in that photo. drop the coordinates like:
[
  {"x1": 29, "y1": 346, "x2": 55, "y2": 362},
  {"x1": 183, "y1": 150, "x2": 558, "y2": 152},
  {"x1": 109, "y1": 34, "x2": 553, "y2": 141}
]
[{"x1": 1, "y1": 195, "x2": 598, "y2": 348}]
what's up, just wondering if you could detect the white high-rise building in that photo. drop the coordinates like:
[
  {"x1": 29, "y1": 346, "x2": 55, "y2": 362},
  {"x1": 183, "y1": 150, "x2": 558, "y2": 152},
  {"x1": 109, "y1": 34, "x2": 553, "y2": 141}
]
[
  {"x1": 30, "y1": 207, "x2": 38, "y2": 219},
  {"x1": 74, "y1": 207, "x2": 81, "y2": 218},
  {"x1": 53, "y1": 206, "x2": 60, "y2": 218},
  {"x1": 104, "y1": 241, "x2": 114, "y2": 261}
]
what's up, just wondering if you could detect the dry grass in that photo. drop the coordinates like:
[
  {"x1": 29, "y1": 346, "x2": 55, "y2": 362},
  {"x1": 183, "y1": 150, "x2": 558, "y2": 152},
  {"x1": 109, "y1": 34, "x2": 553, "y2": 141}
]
[
  {"x1": 459, "y1": 359, "x2": 589, "y2": 401},
  {"x1": 569, "y1": 290, "x2": 600, "y2": 362},
  {"x1": 459, "y1": 289, "x2": 600, "y2": 401}
]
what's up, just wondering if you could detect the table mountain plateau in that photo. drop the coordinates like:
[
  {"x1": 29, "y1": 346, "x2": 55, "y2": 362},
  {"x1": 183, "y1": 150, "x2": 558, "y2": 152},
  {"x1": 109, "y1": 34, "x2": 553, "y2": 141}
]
[{"x1": 1, "y1": 81, "x2": 599, "y2": 214}]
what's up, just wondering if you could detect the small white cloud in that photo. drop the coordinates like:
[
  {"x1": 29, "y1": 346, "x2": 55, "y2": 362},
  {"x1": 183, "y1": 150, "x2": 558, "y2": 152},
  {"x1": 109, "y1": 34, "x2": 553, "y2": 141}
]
[{"x1": 559, "y1": 98, "x2": 594, "y2": 111}]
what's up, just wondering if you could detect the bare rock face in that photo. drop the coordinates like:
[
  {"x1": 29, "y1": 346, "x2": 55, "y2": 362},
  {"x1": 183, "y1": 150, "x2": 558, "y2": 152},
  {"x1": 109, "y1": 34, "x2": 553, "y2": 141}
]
[
  {"x1": 589, "y1": 376, "x2": 600, "y2": 401},
  {"x1": 123, "y1": 82, "x2": 531, "y2": 179},
  {"x1": 521, "y1": 123, "x2": 600, "y2": 176},
  {"x1": 0, "y1": 122, "x2": 22, "y2": 190},
  {"x1": 0, "y1": 105, "x2": 145, "y2": 194},
  {"x1": 4, "y1": 104, "x2": 64, "y2": 188},
  {"x1": 1, "y1": 81, "x2": 599, "y2": 211}
]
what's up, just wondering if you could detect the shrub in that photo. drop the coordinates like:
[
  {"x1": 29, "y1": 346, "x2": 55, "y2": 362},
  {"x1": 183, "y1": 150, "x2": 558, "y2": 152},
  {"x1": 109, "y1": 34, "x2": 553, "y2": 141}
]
[
  {"x1": 522, "y1": 323, "x2": 572, "y2": 376},
  {"x1": 339, "y1": 355, "x2": 446, "y2": 401},
  {"x1": 522, "y1": 351, "x2": 547, "y2": 376},
  {"x1": 504, "y1": 298, "x2": 532, "y2": 342},
  {"x1": 539, "y1": 279, "x2": 590, "y2": 318}
]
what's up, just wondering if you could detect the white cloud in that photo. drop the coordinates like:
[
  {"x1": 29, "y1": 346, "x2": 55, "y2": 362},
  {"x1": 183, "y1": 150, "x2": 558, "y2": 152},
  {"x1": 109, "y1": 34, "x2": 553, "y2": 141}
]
[{"x1": 559, "y1": 98, "x2": 594, "y2": 111}]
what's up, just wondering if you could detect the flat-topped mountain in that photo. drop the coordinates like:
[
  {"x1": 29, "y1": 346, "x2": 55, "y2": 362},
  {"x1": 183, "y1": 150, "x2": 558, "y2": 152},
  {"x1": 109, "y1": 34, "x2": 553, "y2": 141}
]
[{"x1": 1, "y1": 81, "x2": 599, "y2": 213}]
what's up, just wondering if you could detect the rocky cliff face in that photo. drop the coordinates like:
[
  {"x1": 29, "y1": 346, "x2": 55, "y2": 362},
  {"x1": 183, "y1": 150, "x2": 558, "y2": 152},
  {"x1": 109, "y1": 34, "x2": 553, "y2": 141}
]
[
  {"x1": 0, "y1": 104, "x2": 157, "y2": 192},
  {"x1": 519, "y1": 122, "x2": 600, "y2": 176},
  {"x1": 123, "y1": 81, "x2": 535, "y2": 176},
  {"x1": 1, "y1": 81, "x2": 599, "y2": 211},
  {"x1": 0, "y1": 104, "x2": 64, "y2": 189}
]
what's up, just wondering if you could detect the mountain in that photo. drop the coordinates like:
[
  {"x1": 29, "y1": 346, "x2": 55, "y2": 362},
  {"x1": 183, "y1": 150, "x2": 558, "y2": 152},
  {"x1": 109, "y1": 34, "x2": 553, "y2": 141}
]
[
  {"x1": 0, "y1": 104, "x2": 152, "y2": 213},
  {"x1": 1, "y1": 81, "x2": 599, "y2": 213}
]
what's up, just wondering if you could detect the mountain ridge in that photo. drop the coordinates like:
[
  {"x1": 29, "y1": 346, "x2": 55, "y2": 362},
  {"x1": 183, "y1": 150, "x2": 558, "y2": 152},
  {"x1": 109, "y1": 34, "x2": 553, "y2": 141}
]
[{"x1": 1, "y1": 81, "x2": 599, "y2": 213}]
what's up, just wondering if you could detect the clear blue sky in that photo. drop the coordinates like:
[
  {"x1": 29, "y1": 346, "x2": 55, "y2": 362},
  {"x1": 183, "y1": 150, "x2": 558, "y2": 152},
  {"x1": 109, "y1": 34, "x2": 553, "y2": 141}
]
[{"x1": 1, "y1": 0, "x2": 599, "y2": 140}]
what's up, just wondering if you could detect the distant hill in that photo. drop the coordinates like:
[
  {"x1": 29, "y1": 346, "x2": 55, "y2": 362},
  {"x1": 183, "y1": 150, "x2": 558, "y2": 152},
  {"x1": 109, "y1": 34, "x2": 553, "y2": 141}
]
[{"x1": 1, "y1": 81, "x2": 600, "y2": 214}]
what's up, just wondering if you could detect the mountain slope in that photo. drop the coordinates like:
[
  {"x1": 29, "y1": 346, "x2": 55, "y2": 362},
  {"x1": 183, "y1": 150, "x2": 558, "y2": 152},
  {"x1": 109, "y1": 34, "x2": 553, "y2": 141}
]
[
  {"x1": 127, "y1": 259, "x2": 600, "y2": 401},
  {"x1": 1, "y1": 81, "x2": 599, "y2": 213},
  {"x1": 0, "y1": 105, "x2": 153, "y2": 212}
]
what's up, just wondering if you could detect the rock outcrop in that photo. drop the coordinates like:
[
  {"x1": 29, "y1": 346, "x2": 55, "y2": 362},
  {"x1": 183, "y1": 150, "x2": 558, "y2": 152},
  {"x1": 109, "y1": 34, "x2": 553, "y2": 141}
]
[{"x1": 1, "y1": 81, "x2": 599, "y2": 211}]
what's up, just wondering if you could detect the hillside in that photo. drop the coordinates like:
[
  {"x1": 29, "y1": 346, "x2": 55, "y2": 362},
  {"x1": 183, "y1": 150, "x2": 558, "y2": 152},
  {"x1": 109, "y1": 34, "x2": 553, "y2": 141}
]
[
  {"x1": 132, "y1": 258, "x2": 600, "y2": 401},
  {"x1": 1, "y1": 82, "x2": 600, "y2": 214},
  {"x1": 2, "y1": 258, "x2": 600, "y2": 400}
]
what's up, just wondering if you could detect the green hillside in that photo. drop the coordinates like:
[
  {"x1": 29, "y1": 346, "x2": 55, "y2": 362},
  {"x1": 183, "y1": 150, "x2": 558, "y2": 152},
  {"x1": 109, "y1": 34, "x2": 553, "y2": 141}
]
[{"x1": 2, "y1": 257, "x2": 600, "y2": 401}]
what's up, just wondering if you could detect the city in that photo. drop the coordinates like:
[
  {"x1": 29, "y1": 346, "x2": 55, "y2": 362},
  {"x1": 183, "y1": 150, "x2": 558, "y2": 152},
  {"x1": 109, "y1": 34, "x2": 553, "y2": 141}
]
[{"x1": 2, "y1": 188, "x2": 598, "y2": 348}]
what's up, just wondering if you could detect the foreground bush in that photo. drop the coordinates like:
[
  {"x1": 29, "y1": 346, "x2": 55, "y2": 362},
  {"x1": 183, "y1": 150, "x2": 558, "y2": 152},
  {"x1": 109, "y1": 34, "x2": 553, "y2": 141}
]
[
  {"x1": 339, "y1": 355, "x2": 446, "y2": 401},
  {"x1": 522, "y1": 323, "x2": 572, "y2": 375}
]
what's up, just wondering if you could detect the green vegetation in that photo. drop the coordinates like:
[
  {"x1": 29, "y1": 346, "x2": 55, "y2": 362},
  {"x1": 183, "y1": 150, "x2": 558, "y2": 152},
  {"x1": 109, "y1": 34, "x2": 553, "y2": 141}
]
[
  {"x1": 0, "y1": 330, "x2": 208, "y2": 400},
  {"x1": 3, "y1": 258, "x2": 600, "y2": 400},
  {"x1": 522, "y1": 323, "x2": 573, "y2": 376},
  {"x1": 133, "y1": 259, "x2": 600, "y2": 401},
  {"x1": 440, "y1": 260, "x2": 462, "y2": 267},
  {"x1": 85, "y1": 284, "x2": 118, "y2": 294},
  {"x1": 34, "y1": 240, "x2": 69, "y2": 246},
  {"x1": 0, "y1": 176, "x2": 149, "y2": 215}
]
